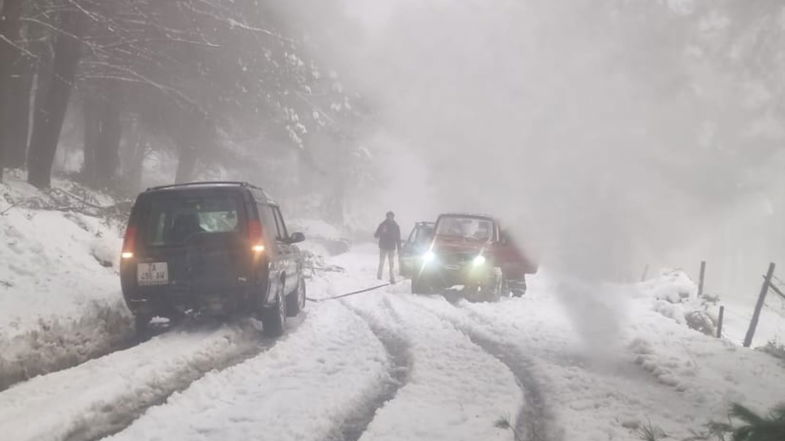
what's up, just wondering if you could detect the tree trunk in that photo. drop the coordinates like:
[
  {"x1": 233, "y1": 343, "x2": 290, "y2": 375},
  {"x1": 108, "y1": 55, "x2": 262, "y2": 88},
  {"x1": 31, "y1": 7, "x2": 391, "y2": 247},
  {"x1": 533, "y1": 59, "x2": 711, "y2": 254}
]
[
  {"x1": 175, "y1": 145, "x2": 197, "y2": 184},
  {"x1": 82, "y1": 86, "x2": 122, "y2": 189},
  {"x1": 4, "y1": 57, "x2": 34, "y2": 168},
  {"x1": 95, "y1": 99, "x2": 122, "y2": 188},
  {"x1": 27, "y1": 7, "x2": 82, "y2": 189},
  {"x1": 82, "y1": 93, "x2": 100, "y2": 185},
  {"x1": 125, "y1": 132, "x2": 146, "y2": 193},
  {"x1": 117, "y1": 116, "x2": 146, "y2": 194},
  {"x1": 0, "y1": 0, "x2": 26, "y2": 181}
]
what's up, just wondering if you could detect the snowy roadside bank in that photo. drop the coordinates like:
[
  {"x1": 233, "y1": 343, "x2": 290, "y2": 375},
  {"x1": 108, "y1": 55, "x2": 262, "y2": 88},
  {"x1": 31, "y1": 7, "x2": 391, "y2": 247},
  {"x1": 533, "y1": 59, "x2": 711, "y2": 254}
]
[
  {"x1": 0, "y1": 177, "x2": 132, "y2": 389},
  {"x1": 0, "y1": 321, "x2": 265, "y2": 441}
]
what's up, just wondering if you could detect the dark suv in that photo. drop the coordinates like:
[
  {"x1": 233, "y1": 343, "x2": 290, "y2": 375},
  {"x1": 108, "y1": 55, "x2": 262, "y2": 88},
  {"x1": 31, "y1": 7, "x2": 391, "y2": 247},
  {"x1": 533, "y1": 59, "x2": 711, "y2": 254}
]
[{"x1": 120, "y1": 181, "x2": 306, "y2": 337}]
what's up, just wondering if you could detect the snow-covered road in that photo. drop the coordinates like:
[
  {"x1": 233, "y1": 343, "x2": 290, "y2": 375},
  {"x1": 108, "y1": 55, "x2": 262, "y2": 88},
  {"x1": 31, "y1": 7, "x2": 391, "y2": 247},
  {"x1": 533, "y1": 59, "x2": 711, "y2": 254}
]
[{"x1": 2, "y1": 244, "x2": 785, "y2": 441}]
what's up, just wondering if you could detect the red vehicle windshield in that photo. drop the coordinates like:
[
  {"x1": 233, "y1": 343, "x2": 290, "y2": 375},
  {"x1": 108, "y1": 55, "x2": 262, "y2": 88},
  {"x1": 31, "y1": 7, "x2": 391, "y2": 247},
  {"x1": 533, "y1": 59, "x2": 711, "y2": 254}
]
[{"x1": 434, "y1": 216, "x2": 495, "y2": 242}]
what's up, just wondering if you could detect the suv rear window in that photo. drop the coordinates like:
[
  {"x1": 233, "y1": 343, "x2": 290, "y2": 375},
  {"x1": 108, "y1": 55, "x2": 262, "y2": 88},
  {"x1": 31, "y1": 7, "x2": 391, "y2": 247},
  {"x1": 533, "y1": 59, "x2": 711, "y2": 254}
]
[{"x1": 140, "y1": 191, "x2": 244, "y2": 247}]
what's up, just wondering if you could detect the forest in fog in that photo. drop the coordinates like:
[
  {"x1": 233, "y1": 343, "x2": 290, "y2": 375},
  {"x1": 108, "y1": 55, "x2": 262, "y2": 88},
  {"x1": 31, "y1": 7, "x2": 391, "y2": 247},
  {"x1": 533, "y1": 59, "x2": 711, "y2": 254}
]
[
  {"x1": 0, "y1": 0, "x2": 373, "y2": 224},
  {"x1": 2, "y1": 0, "x2": 785, "y2": 293}
]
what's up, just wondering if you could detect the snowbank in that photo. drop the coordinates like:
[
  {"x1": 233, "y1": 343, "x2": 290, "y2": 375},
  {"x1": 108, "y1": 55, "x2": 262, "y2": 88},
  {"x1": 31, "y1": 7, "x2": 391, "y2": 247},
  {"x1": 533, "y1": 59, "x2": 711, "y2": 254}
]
[
  {"x1": 289, "y1": 218, "x2": 351, "y2": 256},
  {"x1": 637, "y1": 269, "x2": 718, "y2": 336},
  {"x1": 0, "y1": 322, "x2": 262, "y2": 441},
  {"x1": 0, "y1": 175, "x2": 131, "y2": 389}
]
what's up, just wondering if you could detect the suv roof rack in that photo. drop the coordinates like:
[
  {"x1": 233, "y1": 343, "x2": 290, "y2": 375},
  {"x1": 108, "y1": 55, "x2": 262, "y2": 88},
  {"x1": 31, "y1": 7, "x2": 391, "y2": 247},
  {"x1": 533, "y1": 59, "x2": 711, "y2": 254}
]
[{"x1": 146, "y1": 181, "x2": 262, "y2": 192}]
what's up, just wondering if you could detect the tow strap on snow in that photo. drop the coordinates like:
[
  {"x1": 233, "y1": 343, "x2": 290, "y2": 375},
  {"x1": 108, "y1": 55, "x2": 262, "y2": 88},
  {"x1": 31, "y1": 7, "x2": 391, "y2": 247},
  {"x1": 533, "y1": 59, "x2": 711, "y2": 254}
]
[{"x1": 306, "y1": 282, "x2": 391, "y2": 303}]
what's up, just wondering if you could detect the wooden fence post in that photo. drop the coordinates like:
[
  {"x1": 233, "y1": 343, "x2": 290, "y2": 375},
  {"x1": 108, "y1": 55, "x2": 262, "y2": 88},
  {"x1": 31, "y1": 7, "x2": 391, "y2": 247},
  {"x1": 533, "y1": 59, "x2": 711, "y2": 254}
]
[
  {"x1": 716, "y1": 305, "x2": 724, "y2": 338},
  {"x1": 743, "y1": 262, "x2": 776, "y2": 348},
  {"x1": 698, "y1": 261, "x2": 706, "y2": 297},
  {"x1": 640, "y1": 264, "x2": 649, "y2": 282}
]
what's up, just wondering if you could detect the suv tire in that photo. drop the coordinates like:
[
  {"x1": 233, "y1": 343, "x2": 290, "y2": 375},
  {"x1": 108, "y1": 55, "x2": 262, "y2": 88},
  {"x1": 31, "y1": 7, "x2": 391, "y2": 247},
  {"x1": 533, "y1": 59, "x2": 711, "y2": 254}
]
[
  {"x1": 134, "y1": 314, "x2": 152, "y2": 341},
  {"x1": 286, "y1": 278, "x2": 306, "y2": 317},
  {"x1": 412, "y1": 275, "x2": 430, "y2": 294},
  {"x1": 509, "y1": 278, "x2": 527, "y2": 297},
  {"x1": 262, "y1": 287, "x2": 286, "y2": 337}
]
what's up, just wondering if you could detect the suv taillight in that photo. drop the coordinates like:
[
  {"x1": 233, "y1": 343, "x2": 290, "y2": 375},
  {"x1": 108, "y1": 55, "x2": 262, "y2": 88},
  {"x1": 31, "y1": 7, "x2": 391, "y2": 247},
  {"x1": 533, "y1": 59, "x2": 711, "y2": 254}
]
[
  {"x1": 121, "y1": 226, "x2": 137, "y2": 259},
  {"x1": 249, "y1": 219, "x2": 265, "y2": 253}
]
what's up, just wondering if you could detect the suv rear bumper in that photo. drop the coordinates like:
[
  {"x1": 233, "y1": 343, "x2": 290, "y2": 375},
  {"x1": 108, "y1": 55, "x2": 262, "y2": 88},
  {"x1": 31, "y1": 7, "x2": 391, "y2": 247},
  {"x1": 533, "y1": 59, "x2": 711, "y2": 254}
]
[{"x1": 123, "y1": 285, "x2": 255, "y2": 318}]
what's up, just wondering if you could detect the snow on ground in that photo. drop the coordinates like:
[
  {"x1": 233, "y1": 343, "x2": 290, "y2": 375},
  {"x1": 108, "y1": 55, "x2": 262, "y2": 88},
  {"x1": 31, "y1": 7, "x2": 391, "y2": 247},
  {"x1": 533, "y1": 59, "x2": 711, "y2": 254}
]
[
  {"x1": 325, "y1": 245, "x2": 521, "y2": 441},
  {"x1": 406, "y1": 271, "x2": 785, "y2": 440},
  {"x1": 0, "y1": 322, "x2": 264, "y2": 441},
  {"x1": 347, "y1": 294, "x2": 520, "y2": 441},
  {"x1": 318, "y1": 245, "x2": 785, "y2": 440},
  {"x1": 105, "y1": 301, "x2": 391, "y2": 441},
  {"x1": 0, "y1": 175, "x2": 131, "y2": 389},
  {"x1": 1, "y1": 214, "x2": 782, "y2": 441}
]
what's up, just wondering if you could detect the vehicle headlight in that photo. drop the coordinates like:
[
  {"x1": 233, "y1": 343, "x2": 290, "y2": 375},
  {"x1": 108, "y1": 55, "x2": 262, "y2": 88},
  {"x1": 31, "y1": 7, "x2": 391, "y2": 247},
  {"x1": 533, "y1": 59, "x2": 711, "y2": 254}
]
[
  {"x1": 472, "y1": 255, "x2": 486, "y2": 266},
  {"x1": 423, "y1": 251, "x2": 436, "y2": 263}
]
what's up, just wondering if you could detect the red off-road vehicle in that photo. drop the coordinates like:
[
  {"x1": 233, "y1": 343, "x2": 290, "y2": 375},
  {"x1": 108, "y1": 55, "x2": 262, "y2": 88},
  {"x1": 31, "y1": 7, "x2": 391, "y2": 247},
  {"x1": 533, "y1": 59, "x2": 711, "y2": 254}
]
[{"x1": 411, "y1": 213, "x2": 536, "y2": 301}]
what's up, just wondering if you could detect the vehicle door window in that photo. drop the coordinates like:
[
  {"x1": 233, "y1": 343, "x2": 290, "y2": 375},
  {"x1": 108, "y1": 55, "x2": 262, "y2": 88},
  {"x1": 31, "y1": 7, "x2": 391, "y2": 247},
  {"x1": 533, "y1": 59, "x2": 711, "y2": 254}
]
[
  {"x1": 406, "y1": 227, "x2": 417, "y2": 244},
  {"x1": 258, "y1": 204, "x2": 277, "y2": 239},
  {"x1": 272, "y1": 206, "x2": 288, "y2": 240},
  {"x1": 416, "y1": 225, "x2": 434, "y2": 244}
]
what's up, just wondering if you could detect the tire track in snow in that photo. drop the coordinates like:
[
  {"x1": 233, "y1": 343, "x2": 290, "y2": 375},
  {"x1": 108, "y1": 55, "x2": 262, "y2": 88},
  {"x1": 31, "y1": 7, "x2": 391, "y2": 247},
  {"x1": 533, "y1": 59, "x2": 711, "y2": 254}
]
[
  {"x1": 104, "y1": 302, "x2": 390, "y2": 441},
  {"x1": 337, "y1": 299, "x2": 412, "y2": 441},
  {"x1": 346, "y1": 292, "x2": 521, "y2": 441},
  {"x1": 0, "y1": 317, "x2": 304, "y2": 441},
  {"x1": 405, "y1": 295, "x2": 557, "y2": 441},
  {"x1": 80, "y1": 317, "x2": 297, "y2": 441}
]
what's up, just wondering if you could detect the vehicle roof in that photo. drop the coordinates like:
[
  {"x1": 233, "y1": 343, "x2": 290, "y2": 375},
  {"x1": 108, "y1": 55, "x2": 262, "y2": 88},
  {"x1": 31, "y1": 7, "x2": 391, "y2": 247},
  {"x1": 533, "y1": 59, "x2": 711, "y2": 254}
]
[{"x1": 143, "y1": 181, "x2": 277, "y2": 204}]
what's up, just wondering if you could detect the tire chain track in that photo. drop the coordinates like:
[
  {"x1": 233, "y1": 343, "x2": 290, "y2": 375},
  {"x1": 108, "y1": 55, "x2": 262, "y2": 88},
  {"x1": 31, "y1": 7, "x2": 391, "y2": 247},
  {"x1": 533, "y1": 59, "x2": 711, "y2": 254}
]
[
  {"x1": 403, "y1": 295, "x2": 558, "y2": 441},
  {"x1": 336, "y1": 299, "x2": 412, "y2": 441}
]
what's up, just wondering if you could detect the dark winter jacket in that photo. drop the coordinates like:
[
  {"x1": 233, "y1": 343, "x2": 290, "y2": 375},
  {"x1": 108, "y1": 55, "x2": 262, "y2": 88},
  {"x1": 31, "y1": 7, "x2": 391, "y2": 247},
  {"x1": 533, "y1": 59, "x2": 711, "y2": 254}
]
[{"x1": 374, "y1": 219, "x2": 401, "y2": 251}]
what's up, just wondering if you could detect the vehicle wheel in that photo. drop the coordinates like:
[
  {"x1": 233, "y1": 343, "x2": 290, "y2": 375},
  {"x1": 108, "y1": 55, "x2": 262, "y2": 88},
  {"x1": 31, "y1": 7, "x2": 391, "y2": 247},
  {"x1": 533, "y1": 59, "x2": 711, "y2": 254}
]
[
  {"x1": 134, "y1": 314, "x2": 152, "y2": 340},
  {"x1": 510, "y1": 278, "x2": 527, "y2": 297},
  {"x1": 412, "y1": 275, "x2": 430, "y2": 294},
  {"x1": 262, "y1": 287, "x2": 286, "y2": 337},
  {"x1": 286, "y1": 278, "x2": 306, "y2": 317},
  {"x1": 501, "y1": 278, "x2": 511, "y2": 298},
  {"x1": 480, "y1": 269, "x2": 503, "y2": 302}
]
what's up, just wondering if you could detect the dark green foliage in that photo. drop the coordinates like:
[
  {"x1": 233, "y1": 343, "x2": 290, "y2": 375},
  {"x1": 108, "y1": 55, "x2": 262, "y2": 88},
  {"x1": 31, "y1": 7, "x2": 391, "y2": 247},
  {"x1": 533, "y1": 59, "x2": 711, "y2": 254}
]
[
  {"x1": 707, "y1": 403, "x2": 785, "y2": 441},
  {"x1": 638, "y1": 421, "x2": 666, "y2": 441}
]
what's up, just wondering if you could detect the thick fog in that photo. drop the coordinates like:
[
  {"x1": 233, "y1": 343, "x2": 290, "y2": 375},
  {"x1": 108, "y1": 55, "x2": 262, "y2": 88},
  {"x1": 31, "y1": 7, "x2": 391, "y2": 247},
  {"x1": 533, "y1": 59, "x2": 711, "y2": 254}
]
[
  {"x1": 2, "y1": 0, "x2": 782, "y2": 307},
  {"x1": 274, "y1": 0, "x2": 785, "y2": 306}
]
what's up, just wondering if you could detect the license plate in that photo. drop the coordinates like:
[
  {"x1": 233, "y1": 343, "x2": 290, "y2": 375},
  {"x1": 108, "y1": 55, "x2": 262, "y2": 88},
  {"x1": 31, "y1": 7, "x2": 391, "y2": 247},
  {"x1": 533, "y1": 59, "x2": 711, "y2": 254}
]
[{"x1": 137, "y1": 262, "x2": 169, "y2": 286}]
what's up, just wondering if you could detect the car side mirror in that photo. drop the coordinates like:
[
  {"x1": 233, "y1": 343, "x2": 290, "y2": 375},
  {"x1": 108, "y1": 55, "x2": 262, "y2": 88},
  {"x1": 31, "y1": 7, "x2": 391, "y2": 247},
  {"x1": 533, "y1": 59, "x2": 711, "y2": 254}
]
[{"x1": 289, "y1": 232, "x2": 305, "y2": 244}]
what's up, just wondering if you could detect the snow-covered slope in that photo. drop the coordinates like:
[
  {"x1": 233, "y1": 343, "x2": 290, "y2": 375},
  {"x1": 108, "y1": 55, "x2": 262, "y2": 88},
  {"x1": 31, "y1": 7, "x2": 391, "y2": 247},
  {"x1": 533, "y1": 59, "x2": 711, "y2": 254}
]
[{"x1": 0, "y1": 175, "x2": 131, "y2": 389}]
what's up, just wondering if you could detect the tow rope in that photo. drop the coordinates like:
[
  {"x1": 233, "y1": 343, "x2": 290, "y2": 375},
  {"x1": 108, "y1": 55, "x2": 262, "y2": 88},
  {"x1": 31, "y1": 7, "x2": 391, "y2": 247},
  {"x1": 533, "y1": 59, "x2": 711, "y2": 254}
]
[{"x1": 306, "y1": 282, "x2": 392, "y2": 303}]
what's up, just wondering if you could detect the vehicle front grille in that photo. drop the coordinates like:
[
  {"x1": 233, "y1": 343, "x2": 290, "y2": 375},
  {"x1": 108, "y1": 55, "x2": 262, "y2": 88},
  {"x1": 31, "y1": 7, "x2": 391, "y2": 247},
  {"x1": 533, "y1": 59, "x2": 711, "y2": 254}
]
[{"x1": 439, "y1": 252, "x2": 475, "y2": 265}]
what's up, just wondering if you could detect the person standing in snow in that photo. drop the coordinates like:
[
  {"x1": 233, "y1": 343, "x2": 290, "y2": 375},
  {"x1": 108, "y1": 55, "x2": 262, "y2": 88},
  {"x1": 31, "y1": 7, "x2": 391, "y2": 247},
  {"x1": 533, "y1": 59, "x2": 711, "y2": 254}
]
[{"x1": 375, "y1": 211, "x2": 401, "y2": 283}]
